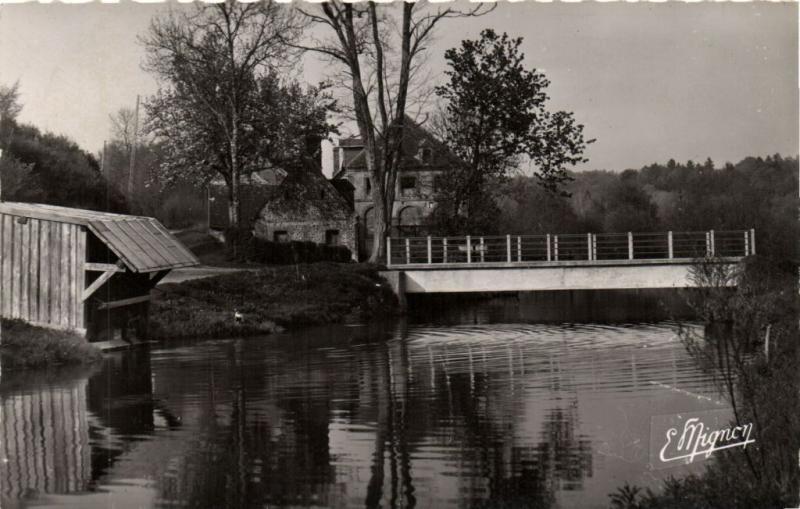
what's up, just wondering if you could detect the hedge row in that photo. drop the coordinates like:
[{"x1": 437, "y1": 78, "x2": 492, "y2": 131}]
[{"x1": 225, "y1": 228, "x2": 352, "y2": 264}]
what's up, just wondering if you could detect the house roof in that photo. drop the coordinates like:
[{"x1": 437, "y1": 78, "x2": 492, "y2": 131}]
[
  {"x1": 333, "y1": 117, "x2": 460, "y2": 178},
  {"x1": 260, "y1": 170, "x2": 353, "y2": 222},
  {"x1": 0, "y1": 202, "x2": 199, "y2": 273}
]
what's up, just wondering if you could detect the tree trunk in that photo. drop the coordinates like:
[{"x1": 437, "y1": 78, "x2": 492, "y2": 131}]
[{"x1": 229, "y1": 118, "x2": 241, "y2": 230}]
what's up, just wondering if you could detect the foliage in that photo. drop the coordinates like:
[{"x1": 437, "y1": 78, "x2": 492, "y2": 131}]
[
  {"x1": 608, "y1": 256, "x2": 800, "y2": 509},
  {"x1": 0, "y1": 319, "x2": 102, "y2": 369},
  {"x1": 0, "y1": 83, "x2": 127, "y2": 211},
  {"x1": 141, "y1": 2, "x2": 335, "y2": 228},
  {"x1": 498, "y1": 155, "x2": 798, "y2": 263},
  {"x1": 149, "y1": 263, "x2": 397, "y2": 340},
  {"x1": 298, "y1": 1, "x2": 492, "y2": 261},
  {"x1": 431, "y1": 29, "x2": 593, "y2": 234},
  {"x1": 224, "y1": 227, "x2": 352, "y2": 265}
]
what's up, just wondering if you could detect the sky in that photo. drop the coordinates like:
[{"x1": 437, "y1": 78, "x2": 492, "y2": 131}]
[{"x1": 0, "y1": 1, "x2": 797, "y2": 172}]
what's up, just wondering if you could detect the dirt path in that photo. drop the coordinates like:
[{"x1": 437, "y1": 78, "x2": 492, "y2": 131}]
[{"x1": 159, "y1": 266, "x2": 251, "y2": 285}]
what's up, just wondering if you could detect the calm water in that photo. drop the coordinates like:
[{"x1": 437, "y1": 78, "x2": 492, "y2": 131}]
[{"x1": 0, "y1": 321, "x2": 730, "y2": 509}]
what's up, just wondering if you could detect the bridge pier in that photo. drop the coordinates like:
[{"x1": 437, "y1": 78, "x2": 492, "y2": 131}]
[{"x1": 380, "y1": 270, "x2": 407, "y2": 310}]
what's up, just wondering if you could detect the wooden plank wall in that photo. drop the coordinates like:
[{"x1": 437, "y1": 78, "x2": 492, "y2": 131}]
[
  {"x1": 0, "y1": 214, "x2": 86, "y2": 332},
  {"x1": 0, "y1": 380, "x2": 91, "y2": 500}
]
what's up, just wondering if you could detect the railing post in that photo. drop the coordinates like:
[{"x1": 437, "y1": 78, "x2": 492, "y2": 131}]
[
  {"x1": 506, "y1": 235, "x2": 512, "y2": 263},
  {"x1": 587, "y1": 233, "x2": 592, "y2": 261},
  {"x1": 627, "y1": 232, "x2": 633, "y2": 260},
  {"x1": 710, "y1": 229, "x2": 715, "y2": 256},
  {"x1": 750, "y1": 229, "x2": 756, "y2": 255},
  {"x1": 592, "y1": 234, "x2": 597, "y2": 260},
  {"x1": 517, "y1": 236, "x2": 522, "y2": 262},
  {"x1": 466, "y1": 235, "x2": 472, "y2": 264},
  {"x1": 443, "y1": 238, "x2": 448, "y2": 263},
  {"x1": 427, "y1": 236, "x2": 432, "y2": 264},
  {"x1": 668, "y1": 231, "x2": 674, "y2": 259},
  {"x1": 405, "y1": 238, "x2": 411, "y2": 264},
  {"x1": 546, "y1": 234, "x2": 551, "y2": 262},
  {"x1": 480, "y1": 236, "x2": 485, "y2": 263},
  {"x1": 744, "y1": 230, "x2": 750, "y2": 256},
  {"x1": 387, "y1": 237, "x2": 392, "y2": 266},
  {"x1": 554, "y1": 235, "x2": 559, "y2": 261}
]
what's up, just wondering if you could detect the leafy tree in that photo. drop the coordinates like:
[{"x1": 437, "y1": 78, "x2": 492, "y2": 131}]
[
  {"x1": 432, "y1": 29, "x2": 593, "y2": 234},
  {"x1": 0, "y1": 81, "x2": 22, "y2": 122},
  {"x1": 141, "y1": 2, "x2": 331, "y2": 229},
  {"x1": 297, "y1": 1, "x2": 491, "y2": 262},
  {"x1": 0, "y1": 81, "x2": 126, "y2": 211}
]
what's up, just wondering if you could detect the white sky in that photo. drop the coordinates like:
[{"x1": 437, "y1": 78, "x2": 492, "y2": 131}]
[{"x1": 0, "y1": 1, "x2": 797, "y2": 171}]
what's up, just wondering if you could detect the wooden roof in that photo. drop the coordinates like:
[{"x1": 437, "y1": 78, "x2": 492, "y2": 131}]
[{"x1": 0, "y1": 202, "x2": 199, "y2": 273}]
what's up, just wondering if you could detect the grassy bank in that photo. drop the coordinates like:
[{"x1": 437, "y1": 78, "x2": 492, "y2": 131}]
[
  {"x1": 0, "y1": 319, "x2": 102, "y2": 369},
  {"x1": 149, "y1": 262, "x2": 398, "y2": 340}
]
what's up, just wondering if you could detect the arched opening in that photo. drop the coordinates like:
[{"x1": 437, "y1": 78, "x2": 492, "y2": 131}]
[{"x1": 398, "y1": 205, "x2": 423, "y2": 237}]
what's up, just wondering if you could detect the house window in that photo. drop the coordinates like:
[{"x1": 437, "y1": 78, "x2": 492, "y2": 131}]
[
  {"x1": 273, "y1": 230, "x2": 289, "y2": 243},
  {"x1": 400, "y1": 176, "x2": 417, "y2": 197},
  {"x1": 325, "y1": 230, "x2": 340, "y2": 246},
  {"x1": 365, "y1": 176, "x2": 371, "y2": 195},
  {"x1": 420, "y1": 147, "x2": 433, "y2": 164}
]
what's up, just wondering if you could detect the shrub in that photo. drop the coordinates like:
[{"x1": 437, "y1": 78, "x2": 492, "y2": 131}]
[
  {"x1": 0, "y1": 319, "x2": 102, "y2": 369},
  {"x1": 224, "y1": 228, "x2": 352, "y2": 265}
]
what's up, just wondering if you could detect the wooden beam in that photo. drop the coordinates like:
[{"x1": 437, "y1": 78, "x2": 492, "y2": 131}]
[
  {"x1": 148, "y1": 270, "x2": 171, "y2": 287},
  {"x1": 97, "y1": 294, "x2": 150, "y2": 310},
  {"x1": 85, "y1": 262, "x2": 125, "y2": 272},
  {"x1": 82, "y1": 261, "x2": 125, "y2": 301}
]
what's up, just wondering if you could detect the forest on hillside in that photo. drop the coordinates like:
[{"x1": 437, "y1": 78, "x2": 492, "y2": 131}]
[{"x1": 495, "y1": 155, "x2": 798, "y2": 261}]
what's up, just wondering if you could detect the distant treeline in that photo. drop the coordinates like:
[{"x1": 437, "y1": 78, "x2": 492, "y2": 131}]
[{"x1": 496, "y1": 155, "x2": 798, "y2": 261}]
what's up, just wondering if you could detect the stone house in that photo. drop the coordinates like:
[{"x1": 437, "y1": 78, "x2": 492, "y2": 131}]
[
  {"x1": 208, "y1": 165, "x2": 357, "y2": 259},
  {"x1": 329, "y1": 118, "x2": 460, "y2": 257},
  {"x1": 254, "y1": 169, "x2": 357, "y2": 258}
]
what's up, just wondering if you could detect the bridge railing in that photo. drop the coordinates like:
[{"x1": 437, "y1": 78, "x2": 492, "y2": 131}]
[{"x1": 386, "y1": 229, "x2": 755, "y2": 266}]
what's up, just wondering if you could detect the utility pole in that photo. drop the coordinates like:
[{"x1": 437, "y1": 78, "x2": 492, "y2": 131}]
[
  {"x1": 127, "y1": 95, "x2": 140, "y2": 199},
  {"x1": 100, "y1": 140, "x2": 107, "y2": 176}
]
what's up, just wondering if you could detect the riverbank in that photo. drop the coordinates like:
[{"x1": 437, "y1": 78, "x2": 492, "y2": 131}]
[
  {"x1": 0, "y1": 319, "x2": 102, "y2": 369},
  {"x1": 149, "y1": 262, "x2": 398, "y2": 340}
]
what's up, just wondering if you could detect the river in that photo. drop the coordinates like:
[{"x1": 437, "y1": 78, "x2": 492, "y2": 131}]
[{"x1": 1, "y1": 317, "x2": 732, "y2": 508}]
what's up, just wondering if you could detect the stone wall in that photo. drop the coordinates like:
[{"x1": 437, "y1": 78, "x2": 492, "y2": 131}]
[{"x1": 254, "y1": 216, "x2": 358, "y2": 261}]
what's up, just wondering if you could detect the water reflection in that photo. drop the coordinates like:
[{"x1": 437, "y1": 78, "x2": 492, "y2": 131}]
[
  {"x1": 1, "y1": 322, "x2": 726, "y2": 508},
  {"x1": 0, "y1": 369, "x2": 92, "y2": 501}
]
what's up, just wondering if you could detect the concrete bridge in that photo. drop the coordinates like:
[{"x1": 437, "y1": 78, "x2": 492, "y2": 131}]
[{"x1": 381, "y1": 230, "x2": 754, "y2": 303}]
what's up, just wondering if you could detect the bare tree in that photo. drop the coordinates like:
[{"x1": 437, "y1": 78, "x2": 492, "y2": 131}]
[
  {"x1": 296, "y1": 1, "x2": 492, "y2": 263},
  {"x1": 110, "y1": 107, "x2": 137, "y2": 152}
]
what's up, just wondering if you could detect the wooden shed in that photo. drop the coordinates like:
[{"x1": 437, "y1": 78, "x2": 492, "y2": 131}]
[{"x1": 0, "y1": 202, "x2": 199, "y2": 341}]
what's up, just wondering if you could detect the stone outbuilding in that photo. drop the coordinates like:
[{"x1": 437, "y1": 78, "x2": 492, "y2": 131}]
[{"x1": 253, "y1": 169, "x2": 357, "y2": 259}]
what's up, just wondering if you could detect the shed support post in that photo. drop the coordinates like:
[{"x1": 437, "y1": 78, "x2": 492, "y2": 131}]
[
  {"x1": 506, "y1": 235, "x2": 511, "y2": 263},
  {"x1": 466, "y1": 236, "x2": 472, "y2": 264},
  {"x1": 82, "y1": 261, "x2": 125, "y2": 302},
  {"x1": 587, "y1": 233, "x2": 592, "y2": 261}
]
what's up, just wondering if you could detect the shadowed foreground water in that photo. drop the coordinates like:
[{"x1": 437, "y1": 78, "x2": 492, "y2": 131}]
[{"x1": 0, "y1": 322, "x2": 731, "y2": 508}]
